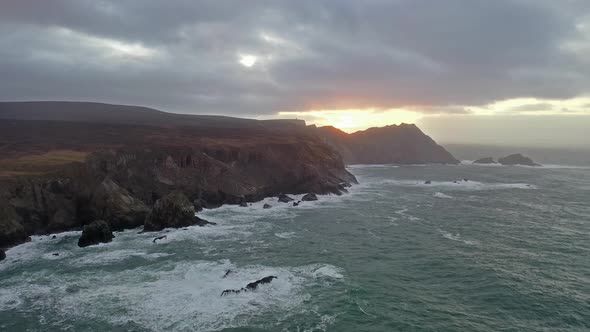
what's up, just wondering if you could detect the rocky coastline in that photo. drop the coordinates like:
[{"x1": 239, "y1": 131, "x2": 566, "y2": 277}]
[
  {"x1": 0, "y1": 101, "x2": 457, "y2": 254},
  {"x1": 0, "y1": 145, "x2": 356, "y2": 250}
]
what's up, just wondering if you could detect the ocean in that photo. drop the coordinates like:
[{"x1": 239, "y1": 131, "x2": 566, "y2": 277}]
[{"x1": 1, "y1": 163, "x2": 589, "y2": 331}]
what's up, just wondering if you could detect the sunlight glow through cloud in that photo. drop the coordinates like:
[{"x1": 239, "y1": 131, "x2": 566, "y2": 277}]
[
  {"x1": 277, "y1": 109, "x2": 423, "y2": 132},
  {"x1": 55, "y1": 27, "x2": 157, "y2": 59},
  {"x1": 239, "y1": 54, "x2": 258, "y2": 67}
]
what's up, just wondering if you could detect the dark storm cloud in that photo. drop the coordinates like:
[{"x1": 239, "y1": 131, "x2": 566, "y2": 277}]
[{"x1": 1, "y1": 0, "x2": 589, "y2": 115}]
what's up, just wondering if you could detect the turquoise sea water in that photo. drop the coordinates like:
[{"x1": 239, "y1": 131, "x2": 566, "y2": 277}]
[{"x1": 1, "y1": 163, "x2": 589, "y2": 331}]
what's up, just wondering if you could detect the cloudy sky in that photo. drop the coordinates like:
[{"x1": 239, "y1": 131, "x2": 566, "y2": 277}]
[{"x1": 1, "y1": 0, "x2": 589, "y2": 147}]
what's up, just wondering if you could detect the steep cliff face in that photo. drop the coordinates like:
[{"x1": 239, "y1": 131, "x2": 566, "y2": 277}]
[
  {"x1": 0, "y1": 139, "x2": 355, "y2": 247},
  {"x1": 315, "y1": 124, "x2": 459, "y2": 165},
  {"x1": 0, "y1": 102, "x2": 356, "y2": 248}
]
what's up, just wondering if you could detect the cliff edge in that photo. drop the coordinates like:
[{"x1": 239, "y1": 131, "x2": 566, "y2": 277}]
[{"x1": 0, "y1": 102, "x2": 355, "y2": 248}]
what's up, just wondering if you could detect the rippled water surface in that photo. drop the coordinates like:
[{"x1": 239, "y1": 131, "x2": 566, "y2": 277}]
[{"x1": 1, "y1": 164, "x2": 589, "y2": 331}]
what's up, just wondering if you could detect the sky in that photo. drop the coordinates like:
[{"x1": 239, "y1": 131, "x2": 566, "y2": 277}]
[{"x1": 1, "y1": 0, "x2": 589, "y2": 147}]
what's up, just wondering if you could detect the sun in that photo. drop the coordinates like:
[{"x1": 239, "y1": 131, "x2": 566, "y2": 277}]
[{"x1": 239, "y1": 54, "x2": 257, "y2": 67}]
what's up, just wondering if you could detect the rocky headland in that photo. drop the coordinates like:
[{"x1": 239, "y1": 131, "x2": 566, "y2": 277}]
[
  {"x1": 0, "y1": 101, "x2": 457, "y2": 251},
  {"x1": 0, "y1": 102, "x2": 356, "y2": 249},
  {"x1": 314, "y1": 124, "x2": 459, "y2": 165}
]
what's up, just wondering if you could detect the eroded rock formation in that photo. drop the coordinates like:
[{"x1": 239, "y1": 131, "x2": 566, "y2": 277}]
[
  {"x1": 314, "y1": 124, "x2": 459, "y2": 165},
  {"x1": 143, "y1": 192, "x2": 197, "y2": 232},
  {"x1": 78, "y1": 220, "x2": 114, "y2": 247},
  {"x1": 498, "y1": 154, "x2": 541, "y2": 166},
  {"x1": 473, "y1": 157, "x2": 497, "y2": 164}
]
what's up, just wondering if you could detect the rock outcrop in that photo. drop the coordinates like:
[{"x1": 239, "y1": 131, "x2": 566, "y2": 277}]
[
  {"x1": 0, "y1": 249, "x2": 6, "y2": 261},
  {"x1": 87, "y1": 178, "x2": 149, "y2": 231},
  {"x1": 144, "y1": 191, "x2": 197, "y2": 232},
  {"x1": 301, "y1": 193, "x2": 318, "y2": 201},
  {"x1": 314, "y1": 124, "x2": 459, "y2": 165},
  {"x1": 0, "y1": 201, "x2": 28, "y2": 248},
  {"x1": 498, "y1": 154, "x2": 541, "y2": 166},
  {"x1": 78, "y1": 220, "x2": 114, "y2": 247},
  {"x1": 278, "y1": 194, "x2": 294, "y2": 203},
  {"x1": 0, "y1": 178, "x2": 78, "y2": 246},
  {"x1": 473, "y1": 157, "x2": 497, "y2": 164}
]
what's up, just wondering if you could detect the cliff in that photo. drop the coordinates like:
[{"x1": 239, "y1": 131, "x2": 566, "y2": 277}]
[
  {"x1": 0, "y1": 102, "x2": 355, "y2": 248},
  {"x1": 314, "y1": 124, "x2": 459, "y2": 165}
]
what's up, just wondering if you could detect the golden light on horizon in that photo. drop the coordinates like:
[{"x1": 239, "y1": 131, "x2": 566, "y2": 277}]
[{"x1": 278, "y1": 108, "x2": 423, "y2": 133}]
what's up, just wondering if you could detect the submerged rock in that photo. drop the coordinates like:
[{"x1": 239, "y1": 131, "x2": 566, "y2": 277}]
[
  {"x1": 239, "y1": 201, "x2": 248, "y2": 207},
  {"x1": 221, "y1": 276, "x2": 278, "y2": 296},
  {"x1": 78, "y1": 220, "x2": 114, "y2": 247},
  {"x1": 194, "y1": 216, "x2": 216, "y2": 227},
  {"x1": 223, "y1": 269, "x2": 233, "y2": 278},
  {"x1": 424, "y1": 180, "x2": 432, "y2": 185},
  {"x1": 498, "y1": 154, "x2": 541, "y2": 166},
  {"x1": 0, "y1": 250, "x2": 6, "y2": 261},
  {"x1": 473, "y1": 157, "x2": 497, "y2": 164},
  {"x1": 152, "y1": 235, "x2": 167, "y2": 243},
  {"x1": 144, "y1": 191, "x2": 197, "y2": 232},
  {"x1": 263, "y1": 204, "x2": 272, "y2": 209},
  {"x1": 301, "y1": 193, "x2": 318, "y2": 201},
  {"x1": 278, "y1": 193, "x2": 294, "y2": 203},
  {"x1": 293, "y1": 201, "x2": 300, "y2": 207}
]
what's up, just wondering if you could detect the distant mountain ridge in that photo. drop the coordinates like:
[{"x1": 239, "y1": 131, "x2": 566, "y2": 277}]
[
  {"x1": 0, "y1": 101, "x2": 458, "y2": 166},
  {"x1": 314, "y1": 124, "x2": 459, "y2": 165},
  {"x1": 0, "y1": 101, "x2": 306, "y2": 130}
]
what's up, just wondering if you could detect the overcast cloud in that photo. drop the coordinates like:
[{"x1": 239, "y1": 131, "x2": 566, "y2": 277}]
[{"x1": 1, "y1": 0, "x2": 590, "y2": 117}]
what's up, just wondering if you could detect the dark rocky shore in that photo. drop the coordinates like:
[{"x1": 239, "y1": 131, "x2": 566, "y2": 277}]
[
  {"x1": 0, "y1": 102, "x2": 358, "y2": 249},
  {"x1": 0, "y1": 101, "x2": 458, "y2": 251},
  {"x1": 0, "y1": 144, "x2": 356, "y2": 248}
]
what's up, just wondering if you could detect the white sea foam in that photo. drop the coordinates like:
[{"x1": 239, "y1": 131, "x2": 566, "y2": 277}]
[
  {"x1": 384, "y1": 179, "x2": 537, "y2": 191},
  {"x1": 439, "y1": 230, "x2": 479, "y2": 246},
  {"x1": 433, "y1": 192, "x2": 453, "y2": 199},
  {"x1": 0, "y1": 231, "x2": 81, "y2": 270},
  {"x1": 304, "y1": 314, "x2": 338, "y2": 332},
  {"x1": 275, "y1": 232, "x2": 296, "y2": 239},
  {"x1": 462, "y1": 160, "x2": 590, "y2": 169},
  {"x1": 393, "y1": 208, "x2": 421, "y2": 221},
  {"x1": 310, "y1": 265, "x2": 345, "y2": 279},
  {"x1": 347, "y1": 164, "x2": 399, "y2": 169},
  {"x1": 0, "y1": 288, "x2": 23, "y2": 311},
  {"x1": 70, "y1": 249, "x2": 172, "y2": 266},
  {"x1": 1, "y1": 259, "x2": 344, "y2": 331}
]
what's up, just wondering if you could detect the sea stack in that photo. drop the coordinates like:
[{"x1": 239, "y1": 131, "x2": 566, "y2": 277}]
[
  {"x1": 498, "y1": 154, "x2": 541, "y2": 166},
  {"x1": 473, "y1": 157, "x2": 497, "y2": 164},
  {"x1": 301, "y1": 193, "x2": 318, "y2": 201},
  {"x1": 78, "y1": 220, "x2": 114, "y2": 247},
  {"x1": 144, "y1": 191, "x2": 198, "y2": 232}
]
